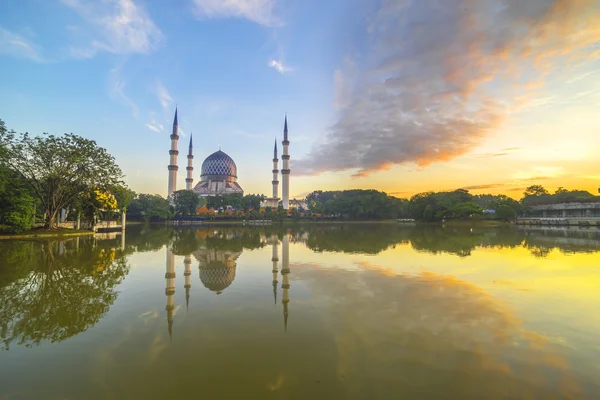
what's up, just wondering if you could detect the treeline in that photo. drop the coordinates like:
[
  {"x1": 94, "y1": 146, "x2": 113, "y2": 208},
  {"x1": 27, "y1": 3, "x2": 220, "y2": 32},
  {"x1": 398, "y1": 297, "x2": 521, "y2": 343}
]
[
  {"x1": 126, "y1": 192, "x2": 273, "y2": 222},
  {"x1": 307, "y1": 185, "x2": 599, "y2": 222},
  {"x1": 306, "y1": 190, "x2": 407, "y2": 220},
  {"x1": 0, "y1": 119, "x2": 132, "y2": 233}
]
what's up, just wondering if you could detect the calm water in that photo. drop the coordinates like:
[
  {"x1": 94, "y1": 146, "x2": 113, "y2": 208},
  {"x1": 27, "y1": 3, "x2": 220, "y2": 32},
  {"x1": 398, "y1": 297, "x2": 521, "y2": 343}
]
[{"x1": 1, "y1": 224, "x2": 600, "y2": 399}]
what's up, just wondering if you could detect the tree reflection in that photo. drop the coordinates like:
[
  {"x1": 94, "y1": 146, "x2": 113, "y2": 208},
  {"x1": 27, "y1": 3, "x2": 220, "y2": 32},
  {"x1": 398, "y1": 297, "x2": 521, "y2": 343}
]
[
  {"x1": 0, "y1": 237, "x2": 130, "y2": 350},
  {"x1": 303, "y1": 224, "x2": 411, "y2": 254}
]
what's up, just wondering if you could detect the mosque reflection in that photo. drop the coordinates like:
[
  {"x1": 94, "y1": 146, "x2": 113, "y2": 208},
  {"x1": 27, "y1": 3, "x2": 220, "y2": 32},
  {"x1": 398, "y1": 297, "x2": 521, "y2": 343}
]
[{"x1": 163, "y1": 229, "x2": 294, "y2": 338}]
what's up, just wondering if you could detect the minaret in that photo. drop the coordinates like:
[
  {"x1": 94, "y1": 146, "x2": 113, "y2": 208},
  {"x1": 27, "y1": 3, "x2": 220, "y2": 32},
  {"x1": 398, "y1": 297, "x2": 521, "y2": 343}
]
[
  {"x1": 271, "y1": 236, "x2": 279, "y2": 305},
  {"x1": 281, "y1": 232, "x2": 290, "y2": 331},
  {"x1": 186, "y1": 134, "x2": 194, "y2": 191},
  {"x1": 167, "y1": 108, "x2": 179, "y2": 197},
  {"x1": 184, "y1": 254, "x2": 192, "y2": 310},
  {"x1": 281, "y1": 115, "x2": 291, "y2": 210},
  {"x1": 165, "y1": 244, "x2": 176, "y2": 340},
  {"x1": 272, "y1": 139, "x2": 279, "y2": 200}
]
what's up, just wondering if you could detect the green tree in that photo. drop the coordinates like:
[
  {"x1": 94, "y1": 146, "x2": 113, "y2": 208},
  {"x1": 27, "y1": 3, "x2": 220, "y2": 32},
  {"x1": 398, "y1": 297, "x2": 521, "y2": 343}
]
[
  {"x1": 128, "y1": 194, "x2": 173, "y2": 221},
  {"x1": 0, "y1": 130, "x2": 124, "y2": 229},
  {"x1": 423, "y1": 205, "x2": 435, "y2": 222},
  {"x1": 555, "y1": 187, "x2": 568, "y2": 194},
  {"x1": 172, "y1": 190, "x2": 200, "y2": 216},
  {"x1": 242, "y1": 194, "x2": 263, "y2": 212},
  {"x1": 451, "y1": 202, "x2": 483, "y2": 219},
  {"x1": 495, "y1": 204, "x2": 517, "y2": 221},
  {"x1": 110, "y1": 185, "x2": 135, "y2": 212},
  {"x1": 0, "y1": 120, "x2": 36, "y2": 232},
  {"x1": 523, "y1": 185, "x2": 549, "y2": 197},
  {"x1": 0, "y1": 238, "x2": 130, "y2": 350},
  {"x1": 276, "y1": 204, "x2": 287, "y2": 222}
]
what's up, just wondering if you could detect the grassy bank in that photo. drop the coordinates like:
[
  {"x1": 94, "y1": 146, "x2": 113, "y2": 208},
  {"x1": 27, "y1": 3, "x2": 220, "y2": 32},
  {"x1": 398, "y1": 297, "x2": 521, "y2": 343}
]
[{"x1": 0, "y1": 228, "x2": 95, "y2": 240}]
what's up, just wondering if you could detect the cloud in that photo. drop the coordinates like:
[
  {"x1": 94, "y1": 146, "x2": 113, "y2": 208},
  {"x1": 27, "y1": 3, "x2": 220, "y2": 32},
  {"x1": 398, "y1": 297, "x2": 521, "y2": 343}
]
[
  {"x1": 108, "y1": 65, "x2": 139, "y2": 117},
  {"x1": 61, "y1": 0, "x2": 163, "y2": 58},
  {"x1": 145, "y1": 119, "x2": 164, "y2": 133},
  {"x1": 460, "y1": 183, "x2": 507, "y2": 191},
  {"x1": 0, "y1": 27, "x2": 46, "y2": 62},
  {"x1": 192, "y1": 0, "x2": 280, "y2": 27},
  {"x1": 290, "y1": 263, "x2": 584, "y2": 397},
  {"x1": 268, "y1": 59, "x2": 292, "y2": 74},
  {"x1": 155, "y1": 79, "x2": 173, "y2": 111},
  {"x1": 474, "y1": 147, "x2": 520, "y2": 158},
  {"x1": 295, "y1": 0, "x2": 600, "y2": 176}
]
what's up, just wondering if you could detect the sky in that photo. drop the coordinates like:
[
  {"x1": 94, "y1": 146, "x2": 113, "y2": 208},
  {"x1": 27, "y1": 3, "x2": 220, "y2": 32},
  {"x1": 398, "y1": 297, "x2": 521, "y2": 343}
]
[{"x1": 1, "y1": 0, "x2": 600, "y2": 199}]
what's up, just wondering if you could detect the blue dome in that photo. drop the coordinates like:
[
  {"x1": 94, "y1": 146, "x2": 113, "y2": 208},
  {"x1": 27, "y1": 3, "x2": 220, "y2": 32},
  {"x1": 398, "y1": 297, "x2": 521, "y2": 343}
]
[{"x1": 201, "y1": 150, "x2": 238, "y2": 181}]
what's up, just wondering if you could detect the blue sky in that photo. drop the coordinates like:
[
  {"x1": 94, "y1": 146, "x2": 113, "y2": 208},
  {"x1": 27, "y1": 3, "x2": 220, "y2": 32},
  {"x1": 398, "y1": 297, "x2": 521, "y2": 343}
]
[
  {"x1": 1, "y1": 0, "x2": 362, "y2": 197},
  {"x1": 2, "y1": 0, "x2": 600, "y2": 199}
]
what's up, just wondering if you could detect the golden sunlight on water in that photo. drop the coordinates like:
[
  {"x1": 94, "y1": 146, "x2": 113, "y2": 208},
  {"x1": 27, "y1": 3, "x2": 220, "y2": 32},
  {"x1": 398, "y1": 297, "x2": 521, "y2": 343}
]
[{"x1": 0, "y1": 225, "x2": 599, "y2": 399}]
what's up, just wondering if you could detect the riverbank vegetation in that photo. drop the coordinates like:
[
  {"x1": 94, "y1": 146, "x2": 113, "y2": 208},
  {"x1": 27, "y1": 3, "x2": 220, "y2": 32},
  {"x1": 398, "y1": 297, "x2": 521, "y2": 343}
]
[{"x1": 0, "y1": 119, "x2": 132, "y2": 233}]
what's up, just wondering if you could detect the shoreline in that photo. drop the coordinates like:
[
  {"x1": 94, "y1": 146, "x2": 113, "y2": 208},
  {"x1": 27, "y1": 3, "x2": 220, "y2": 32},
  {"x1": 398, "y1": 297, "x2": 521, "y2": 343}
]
[
  {"x1": 0, "y1": 229, "x2": 95, "y2": 240},
  {"x1": 145, "y1": 219, "x2": 512, "y2": 227}
]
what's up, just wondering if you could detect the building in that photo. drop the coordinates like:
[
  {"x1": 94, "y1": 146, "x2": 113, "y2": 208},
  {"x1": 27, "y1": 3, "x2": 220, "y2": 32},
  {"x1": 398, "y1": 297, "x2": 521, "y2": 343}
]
[
  {"x1": 168, "y1": 109, "x2": 296, "y2": 203},
  {"x1": 263, "y1": 139, "x2": 280, "y2": 208},
  {"x1": 192, "y1": 150, "x2": 244, "y2": 197}
]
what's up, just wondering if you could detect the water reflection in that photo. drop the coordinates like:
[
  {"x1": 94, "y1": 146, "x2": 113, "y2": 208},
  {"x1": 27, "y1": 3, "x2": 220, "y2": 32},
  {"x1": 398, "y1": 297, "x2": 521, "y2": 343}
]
[
  {"x1": 0, "y1": 236, "x2": 129, "y2": 350},
  {"x1": 0, "y1": 225, "x2": 599, "y2": 398},
  {"x1": 162, "y1": 230, "x2": 294, "y2": 337}
]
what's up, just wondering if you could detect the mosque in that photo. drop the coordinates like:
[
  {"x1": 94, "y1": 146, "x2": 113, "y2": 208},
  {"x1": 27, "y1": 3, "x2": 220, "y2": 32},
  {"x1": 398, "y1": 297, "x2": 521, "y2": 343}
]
[{"x1": 167, "y1": 108, "x2": 292, "y2": 209}]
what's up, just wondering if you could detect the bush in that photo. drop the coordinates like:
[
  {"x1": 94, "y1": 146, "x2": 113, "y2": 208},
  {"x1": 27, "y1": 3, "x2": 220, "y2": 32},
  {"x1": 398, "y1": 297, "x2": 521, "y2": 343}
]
[
  {"x1": 0, "y1": 194, "x2": 34, "y2": 233},
  {"x1": 496, "y1": 204, "x2": 517, "y2": 221}
]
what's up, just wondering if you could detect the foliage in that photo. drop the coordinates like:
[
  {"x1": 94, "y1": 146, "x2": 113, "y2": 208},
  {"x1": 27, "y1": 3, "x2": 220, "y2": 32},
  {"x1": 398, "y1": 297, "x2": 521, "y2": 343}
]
[
  {"x1": 451, "y1": 202, "x2": 483, "y2": 219},
  {"x1": 521, "y1": 185, "x2": 599, "y2": 206},
  {"x1": 204, "y1": 193, "x2": 264, "y2": 213},
  {"x1": 172, "y1": 190, "x2": 200, "y2": 216},
  {"x1": 523, "y1": 185, "x2": 549, "y2": 197},
  {"x1": 306, "y1": 189, "x2": 407, "y2": 220},
  {"x1": 0, "y1": 237, "x2": 130, "y2": 350},
  {"x1": 109, "y1": 185, "x2": 135, "y2": 211},
  {"x1": 128, "y1": 194, "x2": 173, "y2": 221},
  {"x1": 0, "y1": 128, "x2": 123, "y2": 229},
  {"x1": 409, "y1": 189, "x2": 484, "y2": 221},
  {"x1": 0, "y1": 169, "x2": 35, "y2": 233},
  {"x1": 78, "y1": 188, "x2": 118, "y2": 226},
  {"x1": 0, "y1": 121, "x2": 36, "y2": 232},
  {"x1": 495, "y1": 204, "x2": 517, "y2": 221}
]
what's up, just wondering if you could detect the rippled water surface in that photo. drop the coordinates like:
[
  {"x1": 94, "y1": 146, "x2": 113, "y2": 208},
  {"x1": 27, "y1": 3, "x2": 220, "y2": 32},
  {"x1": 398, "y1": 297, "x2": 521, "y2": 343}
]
[{"x1": 1, "y1": 224, "x2": 599, "y2": 399}]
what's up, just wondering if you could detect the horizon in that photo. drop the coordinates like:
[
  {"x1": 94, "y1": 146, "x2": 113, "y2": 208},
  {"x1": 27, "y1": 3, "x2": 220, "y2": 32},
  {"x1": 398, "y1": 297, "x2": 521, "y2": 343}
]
[{"x1": 2, "y1": 1, "x2": 600, "y2": 200}]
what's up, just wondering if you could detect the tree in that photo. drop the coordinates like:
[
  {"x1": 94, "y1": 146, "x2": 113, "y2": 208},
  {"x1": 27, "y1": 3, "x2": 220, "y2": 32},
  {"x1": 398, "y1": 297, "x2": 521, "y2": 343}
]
[
  {"x1": 172, "y1": 190, "x2": 200, "y2": 216},
  {"x1": 110, "y1": 185, "x2": 135, "y2": 212},
  {"x1": 523, "y1": 185, "x2": 549, "y2": 197},
  {"x1": 555, "y1": 187, "x2": 568, "y2": 194},
  {"x1": 0, "y1": 131, "x2": 124, "y2": 229},
  {"x1": 0, "y1": 120, "x2": 36, "y2": 232},
  {"x1": 77, "y1": 187, "x2": 118, "y2": 227},
  {"x1": 276, "y1": 205, "x2": 287, "y2": 222},
  {"x1": 242, "y1": 194, "x2": 264, "y2": 212},
  {"x1": 0, "y1": 169, "x2": 36, "y2": 233},
  {"x1": 495, "y1": 204, "x2": 517, "y2": 221},
  {"x1": 423, "y1": 205, "x2": 435, "y2": 222},
  {"x1": 0, "y1": 238, "x2": 130, "y2": 350},
  {"x1": 128, "y1": 194, "x2": 173, "y2": 221},
  {"x1": 451, "y1": 202, "x2": 483, "y2": 219}
]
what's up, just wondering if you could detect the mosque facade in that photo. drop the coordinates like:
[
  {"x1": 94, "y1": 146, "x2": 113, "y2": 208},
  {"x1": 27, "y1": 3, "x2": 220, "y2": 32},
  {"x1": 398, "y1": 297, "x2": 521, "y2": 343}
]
[{"x1": 167, "y1": 108, "x2": 292, "y2": 209}]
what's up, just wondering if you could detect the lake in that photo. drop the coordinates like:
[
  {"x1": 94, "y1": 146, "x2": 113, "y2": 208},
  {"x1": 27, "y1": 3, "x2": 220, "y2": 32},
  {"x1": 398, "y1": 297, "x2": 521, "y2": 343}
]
[{"x1": 1, "y1": 224, "x2": 599, "y2": 399}]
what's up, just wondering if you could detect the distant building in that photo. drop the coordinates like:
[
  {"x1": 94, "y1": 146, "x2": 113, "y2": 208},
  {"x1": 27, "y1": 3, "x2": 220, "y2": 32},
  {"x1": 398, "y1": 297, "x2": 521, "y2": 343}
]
[
  {"x1": 167, "y1": 109, "x2": 293, "y2": 205},
  {"x1": 192, "y1": 150, "x2": 244, "y2": 197}
]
